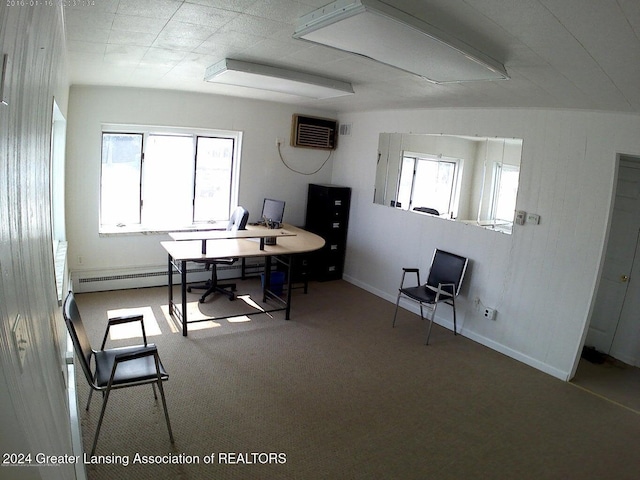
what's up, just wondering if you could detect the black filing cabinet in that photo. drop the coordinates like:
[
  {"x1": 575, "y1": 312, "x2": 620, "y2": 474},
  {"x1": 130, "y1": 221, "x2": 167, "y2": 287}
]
[{"x1": 305, "y1": 183, "x2": 351, "y2": 281}]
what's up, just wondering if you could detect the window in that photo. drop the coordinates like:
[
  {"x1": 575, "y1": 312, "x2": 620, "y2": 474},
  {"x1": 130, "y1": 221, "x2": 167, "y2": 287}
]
[
  {"x1": 100, "y1": 126, "x2": 241, "y2": 232},
  {"x1": 397, "y1": 153, "x2": 460, "y2": 216},
  {"x1": 489, "y1": 163, "x2": 519, "y2": 225},
  {"x1": 193, "y1": 136, "x2": 235, "y2": 222},
  {"x1": 50, "y1": 99, "x2": 67, "y2": 244},
  {"x1": 101, "y1": 133, "x2": 143, "y2": 226}
]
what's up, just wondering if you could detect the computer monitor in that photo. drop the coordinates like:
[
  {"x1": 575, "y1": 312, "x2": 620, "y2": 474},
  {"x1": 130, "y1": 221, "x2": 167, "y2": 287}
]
[{"x1": 261, "y1": 198, "x2": 286, "y2": 227}]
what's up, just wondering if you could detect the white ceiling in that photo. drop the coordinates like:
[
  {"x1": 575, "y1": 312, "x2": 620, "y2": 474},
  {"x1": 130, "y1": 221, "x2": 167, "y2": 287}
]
[{"x1": 64, "y1": 0, "x2": 640, "y2": 113}]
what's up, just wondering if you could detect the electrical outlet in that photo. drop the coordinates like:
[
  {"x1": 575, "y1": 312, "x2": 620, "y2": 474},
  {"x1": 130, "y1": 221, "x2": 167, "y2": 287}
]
[
  {"x1": 275, "y1": 137, "x2": 284, "y2": 147},
  {"x1": 484, "y1": 308, "x2": 496, "y2": 320},
  {"x1": 473, "y1": 296, "x2": 480, "y2": 312}
]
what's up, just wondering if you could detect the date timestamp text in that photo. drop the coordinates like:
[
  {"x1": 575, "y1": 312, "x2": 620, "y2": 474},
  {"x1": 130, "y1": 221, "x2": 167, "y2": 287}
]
[{"x1": 6, "y1": 0, "x2": 96, "y2": 7}]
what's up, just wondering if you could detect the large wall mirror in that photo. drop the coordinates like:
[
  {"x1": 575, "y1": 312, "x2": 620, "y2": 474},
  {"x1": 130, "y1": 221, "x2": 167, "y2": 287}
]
[{"x1": 374, "y1": 133, "x2": 523, "y2": 234}]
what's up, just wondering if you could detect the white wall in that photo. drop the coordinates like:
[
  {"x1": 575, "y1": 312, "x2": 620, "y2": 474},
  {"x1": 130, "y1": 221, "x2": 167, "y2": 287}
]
[
  {"x1": 65, "y1": 86, "x2": 336, "y2": 288},
  {"x1": 332, "y1": 108, "x2": 640, "y2": 381},
  {"x1": 0, "y1": 4, "x2": 73, "y2": 479}
]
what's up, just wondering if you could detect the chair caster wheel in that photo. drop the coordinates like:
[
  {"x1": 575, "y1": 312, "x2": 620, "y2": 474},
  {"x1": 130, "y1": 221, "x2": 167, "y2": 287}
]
[
  {"x1": 199, "y1": 298, "x2": 205, "y2": 303},
  {"x1": 229, "y1": 294, "x2": 235, "y2": 301},
  {"x1": 187, "y1": 287, "x2": 192, "y2": 293}
]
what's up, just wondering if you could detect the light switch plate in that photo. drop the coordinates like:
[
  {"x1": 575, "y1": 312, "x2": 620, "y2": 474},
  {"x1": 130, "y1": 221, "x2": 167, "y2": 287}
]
[
  {"x1": 12, "y1": 314, "x2": 28, "y2": 372},
  {"x1": 515, "y1": 210, "x2": 526, "y2": 225},
  {"x1": 527, "y1": 213, "x2": 540, "y2": 225}
]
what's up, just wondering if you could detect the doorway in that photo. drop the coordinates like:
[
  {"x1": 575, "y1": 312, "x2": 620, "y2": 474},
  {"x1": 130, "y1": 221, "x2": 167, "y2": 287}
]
[
  {"x1": 574, "y1": 154, "x2": 640, "y2": 412},
  {"x1": 586, "y1": 155, "x2": 640, "y2": 366}
]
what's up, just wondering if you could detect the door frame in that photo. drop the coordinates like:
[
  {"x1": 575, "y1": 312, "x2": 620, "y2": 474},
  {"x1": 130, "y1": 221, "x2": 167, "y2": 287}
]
[{"x1": 572, "y1": 153, "x2": 640, "y2": 379}]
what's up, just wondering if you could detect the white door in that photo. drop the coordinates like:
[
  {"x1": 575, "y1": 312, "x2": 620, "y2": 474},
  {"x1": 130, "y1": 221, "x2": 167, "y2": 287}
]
[{"x1": 587, "y1": 157, "x2": 640, "y2": 365}]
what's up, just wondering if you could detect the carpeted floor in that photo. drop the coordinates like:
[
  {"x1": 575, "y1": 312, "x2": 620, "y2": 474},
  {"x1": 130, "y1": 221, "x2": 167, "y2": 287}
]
[
  {"x1": 572, "y1": 355, "x2": 640, "y2": 414},
  {"x1": 72, "y1": 279, "x2": 640, "y2": 480}
]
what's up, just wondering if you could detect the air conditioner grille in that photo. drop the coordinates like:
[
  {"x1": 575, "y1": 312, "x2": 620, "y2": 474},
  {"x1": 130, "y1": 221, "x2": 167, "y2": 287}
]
[
  {"x1": 298, "y1": 124, "x2": 333, "y2": 148},
  {"x1": 291, "y1": 114, "x2": 337, "y2": 149}
]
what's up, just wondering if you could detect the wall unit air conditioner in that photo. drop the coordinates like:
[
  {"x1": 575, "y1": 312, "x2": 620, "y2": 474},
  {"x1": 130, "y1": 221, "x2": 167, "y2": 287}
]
[{"x1": 291, "y1": 114, "x2": 338, "y2": 150}]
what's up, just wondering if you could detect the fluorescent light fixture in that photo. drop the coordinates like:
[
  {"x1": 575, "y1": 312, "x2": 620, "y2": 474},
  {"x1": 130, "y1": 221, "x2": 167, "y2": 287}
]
[
  {"x1": 293, "y1": 0, "x2": 509, "y2": 84},
  {"x1": 204, "y1": 59, "x2": 354, "y2": 99}
]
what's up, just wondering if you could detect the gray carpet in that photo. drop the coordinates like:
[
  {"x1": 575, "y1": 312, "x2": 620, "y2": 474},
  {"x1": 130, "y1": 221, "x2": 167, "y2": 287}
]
[
  {"x1": 73, "y1": 280, "x2": 640, "y2": 480},
  {"x1": 572, "y1": 355, "x2": 640, "y2": 414}
]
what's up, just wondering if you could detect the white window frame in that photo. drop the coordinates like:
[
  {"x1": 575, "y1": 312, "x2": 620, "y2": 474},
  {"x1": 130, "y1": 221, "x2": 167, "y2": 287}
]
[
  {"x1": 489, "y1": 162, "x2": 519, "y2": 225},
  {"x1": 99, "y1": 124, "x2": 242, "y2": 234},
  {"x1": 397, "y1": 151, "x2": 462, "y2": 218}
]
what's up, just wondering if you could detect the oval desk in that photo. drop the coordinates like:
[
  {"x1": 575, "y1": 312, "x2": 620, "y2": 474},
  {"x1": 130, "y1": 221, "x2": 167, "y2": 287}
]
[{"x1": 161, "y1": 224, "x2": 325, "y2": 336}]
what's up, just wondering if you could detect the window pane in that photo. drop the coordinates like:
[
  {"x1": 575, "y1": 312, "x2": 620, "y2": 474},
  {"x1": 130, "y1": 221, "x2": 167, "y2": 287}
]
[
  {"x1": 143, "y1": 134, "x2": 194, "y2": 227},
  {"x1": 194, "y1": 136, "x2": 234, "y2": 222},
  {"x1": 494, "y1": 165, "x2": 519, "y2": 222},
  {"x1": 101, "y1": 133, "x2": 142, "y2": 225},
  {"x1": 413, "y1": 159, "x2": 455, "y2": 214},
  {"x1": 397, "y1": 157, "x2": 415, "y2": 209}
]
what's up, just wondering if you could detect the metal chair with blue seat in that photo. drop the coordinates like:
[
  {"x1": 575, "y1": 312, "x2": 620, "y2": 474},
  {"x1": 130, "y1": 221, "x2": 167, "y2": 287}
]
[{"x1": 392, "y1": 249, "x2": 469, "y2": 344}]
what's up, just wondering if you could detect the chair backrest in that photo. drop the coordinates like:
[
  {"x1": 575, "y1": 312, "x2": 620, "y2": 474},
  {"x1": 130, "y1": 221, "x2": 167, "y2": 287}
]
[
  {"x1": 413, "y1": 207, "x2": 440, "y2": 216},
  {"x1": 226, "y1": 206, "x2": 249, "y2": 231},
  {"x1": 426, "y1": 249, "x2": 468, "y2": 296},
  {"x1": 62, "y1": 292, "x2": 95, "y2": 385}
]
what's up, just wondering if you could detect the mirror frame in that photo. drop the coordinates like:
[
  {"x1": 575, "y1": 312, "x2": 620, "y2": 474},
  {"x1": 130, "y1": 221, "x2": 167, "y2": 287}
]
[{"x1": 375, "y1": 133, "x2": 523, "y2": 234}]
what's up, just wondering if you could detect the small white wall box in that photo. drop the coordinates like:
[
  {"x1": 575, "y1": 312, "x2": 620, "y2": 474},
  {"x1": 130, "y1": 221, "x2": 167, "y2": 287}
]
[
  {"x1": 527, "y1": 213, "x2": 540, "y2": 224},
  {"x1": 515, "y1": 211, "x2": 526, "y2": 225}
]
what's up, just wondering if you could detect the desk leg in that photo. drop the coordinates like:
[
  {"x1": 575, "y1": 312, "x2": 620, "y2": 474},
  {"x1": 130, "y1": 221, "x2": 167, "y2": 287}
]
[
  {"x1": 285, "y1": 254, "x2": 293, "y2": 320},
  {"x1": 263, "y1": 256, "x2": 271, "y2": 303},
  {"x1": 181, "y1": 260, "x2": 188, "y2": 336},
  {"x1": 167, "y1": 254, "x2": 173, "y2": 314}
]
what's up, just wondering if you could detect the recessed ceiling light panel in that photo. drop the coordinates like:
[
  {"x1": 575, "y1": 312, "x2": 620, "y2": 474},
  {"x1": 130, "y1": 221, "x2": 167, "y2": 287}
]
[
  {"x1": 204, "y1": 59, "x2": 354, "y2": 99},
  {"x1": 294, "y1": 0, "x2": 509, "y2": 84}
]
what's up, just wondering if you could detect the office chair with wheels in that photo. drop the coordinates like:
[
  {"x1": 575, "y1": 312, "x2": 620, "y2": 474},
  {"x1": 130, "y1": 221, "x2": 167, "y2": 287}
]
[
  {"x1": 62, "y1": 292, "x2": 174, "y2": 456},
  {"x1": 188, "y1": 206, "x2": 249, "y2": 303},
  {"x1": 392, "y1": 249, "x2": 469, "y2": 345}
]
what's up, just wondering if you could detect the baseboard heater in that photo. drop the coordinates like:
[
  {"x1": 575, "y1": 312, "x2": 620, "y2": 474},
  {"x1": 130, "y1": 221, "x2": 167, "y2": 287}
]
[
  {"x1": 78, "y1": 269, "x2": 175, "y2": 284},
  {"x1": 74, "y1": 261, "x2": 265, "y2": 293}
]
